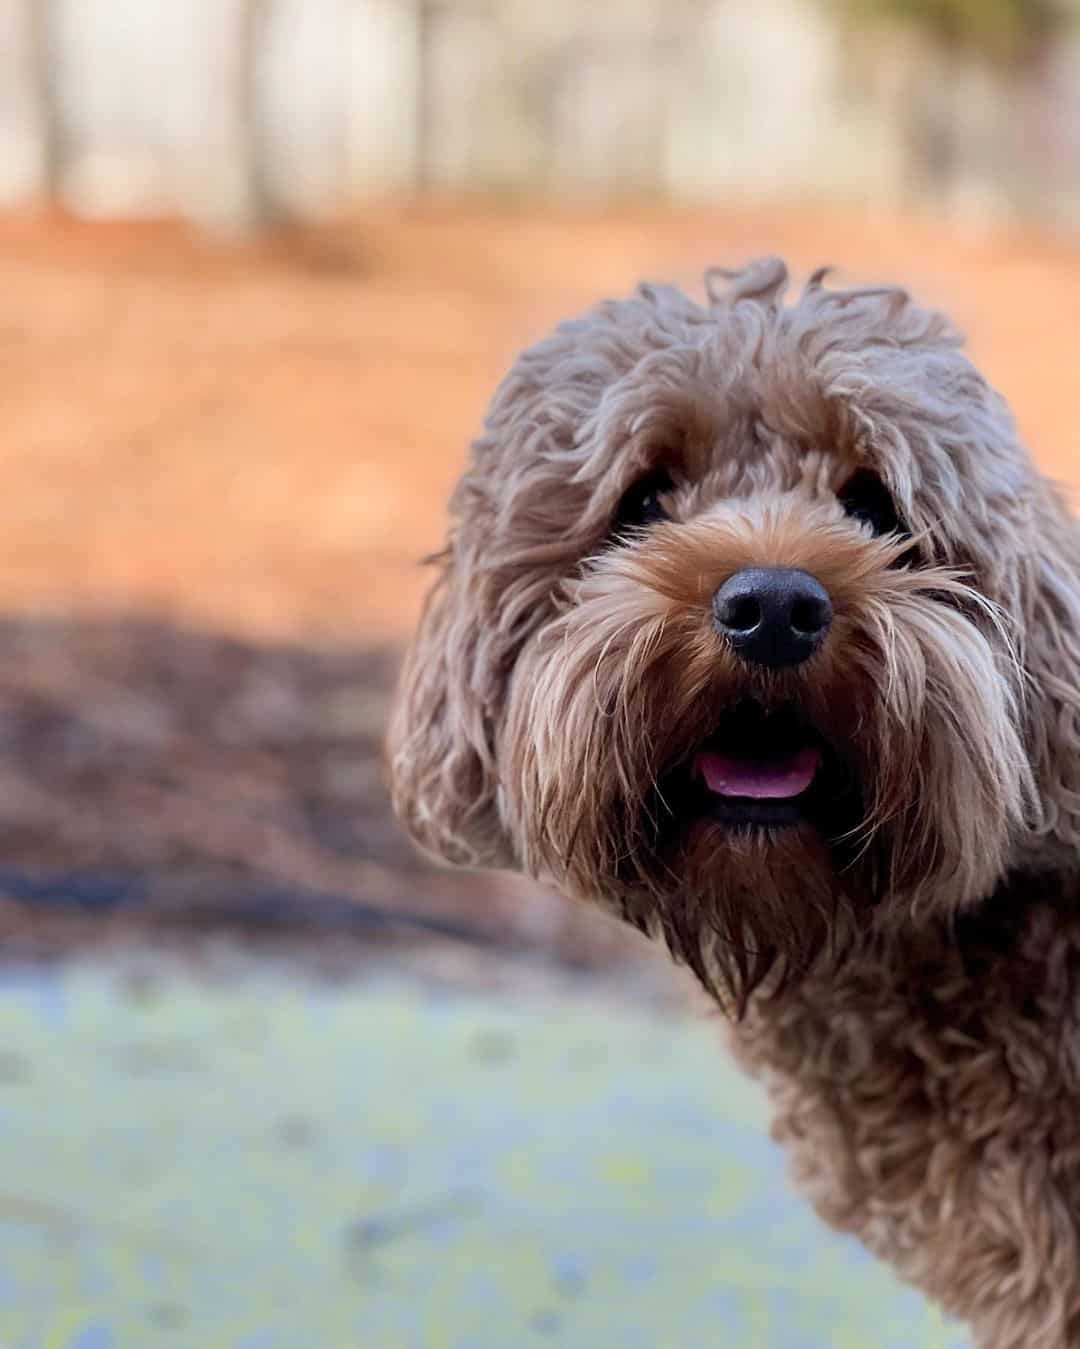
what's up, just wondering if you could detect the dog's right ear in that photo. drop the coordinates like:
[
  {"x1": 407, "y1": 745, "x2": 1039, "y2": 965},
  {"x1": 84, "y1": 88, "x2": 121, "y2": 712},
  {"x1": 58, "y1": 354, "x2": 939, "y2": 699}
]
[
  {"x1": 385, "y1": 518, "x2": 514, "y2": 872},
  {"x1": 387, "y1": 278, "x2": 708, "y2": 870}
]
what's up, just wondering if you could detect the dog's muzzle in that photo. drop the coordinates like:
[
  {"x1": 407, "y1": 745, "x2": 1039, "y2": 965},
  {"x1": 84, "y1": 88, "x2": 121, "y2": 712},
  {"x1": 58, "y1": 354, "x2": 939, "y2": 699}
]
[{"x1": 712, "y1": 567, "x2": 833, "y2": 669}]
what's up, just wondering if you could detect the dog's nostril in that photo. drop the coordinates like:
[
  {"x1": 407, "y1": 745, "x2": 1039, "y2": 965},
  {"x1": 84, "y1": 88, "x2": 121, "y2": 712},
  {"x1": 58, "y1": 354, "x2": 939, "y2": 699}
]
[
  {"x1": 722, "y1": 596, "x2": 761, "y2": 633},
  {"x1": 790, "y1": 596, "x2": 830, "y2": 636}
]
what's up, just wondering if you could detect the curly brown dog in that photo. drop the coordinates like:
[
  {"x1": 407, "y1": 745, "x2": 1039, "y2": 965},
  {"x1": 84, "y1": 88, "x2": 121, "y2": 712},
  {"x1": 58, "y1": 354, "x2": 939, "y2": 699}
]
[{"x1": 387, "y1": 257, "x2": 1080, "y2": 1349}]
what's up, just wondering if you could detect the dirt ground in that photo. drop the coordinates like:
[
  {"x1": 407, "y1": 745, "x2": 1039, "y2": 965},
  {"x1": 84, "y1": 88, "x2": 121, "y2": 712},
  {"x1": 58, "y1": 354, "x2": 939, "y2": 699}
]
[
  {"x1": 0, "y1": 202, "x2": 1076, "y2": 963},
  {"x1": 1, "y1": 202, "x2": 1077, "y2": 639}
]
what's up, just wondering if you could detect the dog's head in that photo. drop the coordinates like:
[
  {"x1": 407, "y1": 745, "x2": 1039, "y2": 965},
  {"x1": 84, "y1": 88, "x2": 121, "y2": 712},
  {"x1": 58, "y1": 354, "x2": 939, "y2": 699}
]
[{"x1": 388, "y1": 258, "x2": 1080, "y2": 1006}]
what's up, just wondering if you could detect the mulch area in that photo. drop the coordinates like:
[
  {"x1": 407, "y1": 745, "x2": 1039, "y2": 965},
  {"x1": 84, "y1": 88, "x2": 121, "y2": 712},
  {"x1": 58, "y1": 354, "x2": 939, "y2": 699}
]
[{"x1": 0, "y1": 614, "x2": 641, "y2": 971}]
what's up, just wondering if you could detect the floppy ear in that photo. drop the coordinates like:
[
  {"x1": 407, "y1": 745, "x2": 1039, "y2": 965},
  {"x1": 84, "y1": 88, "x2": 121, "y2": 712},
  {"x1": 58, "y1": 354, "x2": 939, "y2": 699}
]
[
  {"x1": 1017, "y1": 478, "x2": 1080, "y2": 861},
  {"x1": 387, "y1": 279, "x2": 709, "y2": 870},
  {"x1": 385, "y1": 495, "x2": 515, "y2": 871}
]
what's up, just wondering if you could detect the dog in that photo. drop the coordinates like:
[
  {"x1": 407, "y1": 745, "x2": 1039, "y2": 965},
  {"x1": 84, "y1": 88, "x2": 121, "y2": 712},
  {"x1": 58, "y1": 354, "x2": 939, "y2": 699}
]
[{"x1": 387, "y1": 257, "x2": 1080, "y2": 1349}]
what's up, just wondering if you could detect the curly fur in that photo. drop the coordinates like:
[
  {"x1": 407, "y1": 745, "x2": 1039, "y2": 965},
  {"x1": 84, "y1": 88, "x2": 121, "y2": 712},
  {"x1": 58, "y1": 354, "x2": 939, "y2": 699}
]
[{"x1": 387, "y1": 256, "x2": 1080, "y2": 1347}]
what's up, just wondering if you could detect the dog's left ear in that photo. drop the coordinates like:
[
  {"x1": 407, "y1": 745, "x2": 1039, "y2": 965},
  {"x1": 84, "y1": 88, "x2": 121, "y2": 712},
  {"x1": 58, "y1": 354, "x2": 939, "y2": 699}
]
[{"x1": 1018, "y1": 479, "x2": 1080, "y2": 859}]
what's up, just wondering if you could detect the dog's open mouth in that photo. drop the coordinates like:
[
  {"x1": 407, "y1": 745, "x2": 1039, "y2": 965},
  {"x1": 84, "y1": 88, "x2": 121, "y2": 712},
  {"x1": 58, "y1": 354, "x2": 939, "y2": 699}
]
[{"x1": 680, "y1": 701, "x2": 828, "y2": 830}]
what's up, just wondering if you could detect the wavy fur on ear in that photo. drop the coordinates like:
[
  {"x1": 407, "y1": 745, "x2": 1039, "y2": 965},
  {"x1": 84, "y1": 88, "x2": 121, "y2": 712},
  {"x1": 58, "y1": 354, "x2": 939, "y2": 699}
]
[
  {"x1": 387, "y1": 281, "x2": 710, "y2": 868},
  {"x1": 386, "y1": 550, "x2": 510, "y2": 869},
  {"x1": 1017, "y1": 478, "x2": 1080, "y2": 862}
]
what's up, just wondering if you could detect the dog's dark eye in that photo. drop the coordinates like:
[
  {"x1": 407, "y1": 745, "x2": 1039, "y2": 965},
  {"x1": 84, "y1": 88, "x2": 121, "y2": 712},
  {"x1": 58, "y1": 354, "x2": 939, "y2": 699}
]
[
  {"x1": 837, "y1": 469, "x2": 904, "y2": 538},
  {"x1": 614, "y1": 470, "x2": 674, "y2": 533}
]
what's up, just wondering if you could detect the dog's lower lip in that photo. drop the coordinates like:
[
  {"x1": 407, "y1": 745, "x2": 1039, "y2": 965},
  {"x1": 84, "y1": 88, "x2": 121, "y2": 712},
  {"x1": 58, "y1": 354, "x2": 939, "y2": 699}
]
[{"x1": 699, "y1": 795, "x2": 809, "y2": 829}]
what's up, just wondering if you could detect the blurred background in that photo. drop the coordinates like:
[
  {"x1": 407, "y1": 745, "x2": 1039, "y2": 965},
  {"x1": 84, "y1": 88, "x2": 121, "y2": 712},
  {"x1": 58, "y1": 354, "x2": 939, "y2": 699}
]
[{"x1": 0, "y1": 1, "x2": 1076, "y2": 1345}]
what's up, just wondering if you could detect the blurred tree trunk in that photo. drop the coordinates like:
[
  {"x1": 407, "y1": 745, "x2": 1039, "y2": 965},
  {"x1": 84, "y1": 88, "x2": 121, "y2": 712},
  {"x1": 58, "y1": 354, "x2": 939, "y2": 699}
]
[
  {"x1": 908, "y1": 38, "x2": 961, "y2": 202},
  {"x1": 25, "y1": 0, "x2": 67, "y2": 198},
  {"x1": 231, "y1": 0, "x2": 285, "y2": 231},
  {"x1": 414, "y1": 0, "x2": 438, "y2": 191}
]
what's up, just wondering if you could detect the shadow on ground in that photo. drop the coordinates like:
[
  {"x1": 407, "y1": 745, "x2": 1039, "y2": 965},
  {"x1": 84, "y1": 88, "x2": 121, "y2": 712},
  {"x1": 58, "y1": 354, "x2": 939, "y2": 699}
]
[{"x1": 0, "y1": 613, "x2": 641, "y2": 972}]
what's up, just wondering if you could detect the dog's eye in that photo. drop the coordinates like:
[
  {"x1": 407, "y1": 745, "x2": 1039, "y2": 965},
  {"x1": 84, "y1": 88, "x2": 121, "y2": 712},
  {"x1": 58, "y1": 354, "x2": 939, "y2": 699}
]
[
  {"x1": 614, "y1": 470, "x2": 674, "y2": 533},
  {"x1": 837, "y1": 469, "x2": 904, "y2": 538}
]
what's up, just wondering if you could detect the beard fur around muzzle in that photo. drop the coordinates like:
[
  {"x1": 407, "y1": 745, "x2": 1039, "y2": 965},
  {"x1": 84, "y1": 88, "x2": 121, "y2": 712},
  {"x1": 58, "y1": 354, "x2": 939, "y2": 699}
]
[{"x1": 499, "y1": 503, "x2": 1034, "y2": 1009}]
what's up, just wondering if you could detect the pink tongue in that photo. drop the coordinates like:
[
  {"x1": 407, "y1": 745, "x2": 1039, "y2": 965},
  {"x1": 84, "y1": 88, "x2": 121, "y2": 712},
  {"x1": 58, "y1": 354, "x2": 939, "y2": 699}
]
[{"x1": 695, "y1": 746, "x2": 821, "y2": 800}]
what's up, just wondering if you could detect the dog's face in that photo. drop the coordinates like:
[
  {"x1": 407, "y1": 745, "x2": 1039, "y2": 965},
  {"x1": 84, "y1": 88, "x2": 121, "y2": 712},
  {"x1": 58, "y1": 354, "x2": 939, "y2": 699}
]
[{"x1": 389, "y1": 259, "x2": 1080, "y2": 1005}]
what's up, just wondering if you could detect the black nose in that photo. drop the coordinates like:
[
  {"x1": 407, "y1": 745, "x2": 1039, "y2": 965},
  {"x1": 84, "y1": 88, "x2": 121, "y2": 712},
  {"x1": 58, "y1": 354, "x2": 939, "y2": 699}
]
[{"x1": 712, "y1": 567, "x2": 832, "y2": 669}]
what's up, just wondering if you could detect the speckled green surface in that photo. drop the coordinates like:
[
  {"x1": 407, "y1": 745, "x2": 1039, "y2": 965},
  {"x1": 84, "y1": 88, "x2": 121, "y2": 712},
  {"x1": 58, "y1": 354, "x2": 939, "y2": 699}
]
[{"x1": 0, "y1": 962, "x2": 966, "y2": 1349}]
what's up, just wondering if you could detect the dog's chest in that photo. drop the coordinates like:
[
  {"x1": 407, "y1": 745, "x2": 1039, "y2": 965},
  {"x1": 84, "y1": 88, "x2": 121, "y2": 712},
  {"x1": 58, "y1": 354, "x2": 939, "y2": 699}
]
[{"x1": 726, "y1": 896, "x2": 1080, "y2": 1332}]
